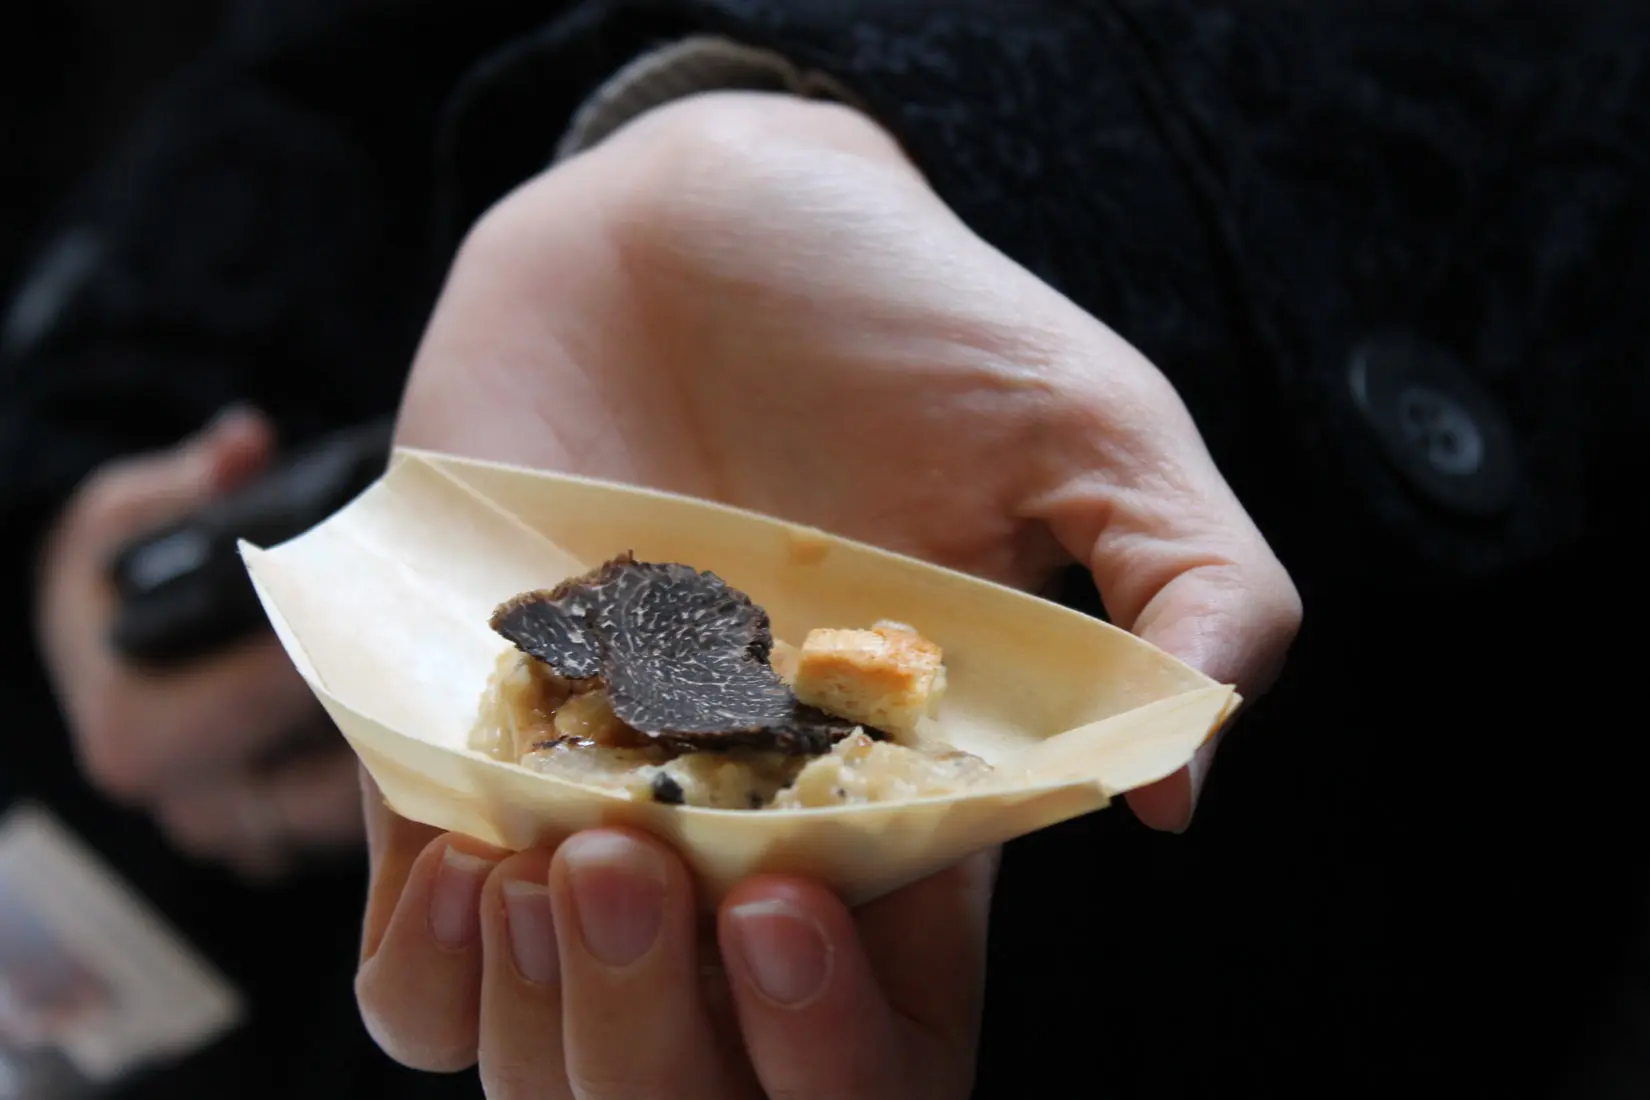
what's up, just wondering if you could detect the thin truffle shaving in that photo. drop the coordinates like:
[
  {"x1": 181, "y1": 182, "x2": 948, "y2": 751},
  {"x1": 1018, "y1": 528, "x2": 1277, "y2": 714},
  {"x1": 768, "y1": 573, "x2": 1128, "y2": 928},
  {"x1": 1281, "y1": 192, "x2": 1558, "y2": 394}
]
[
  {"x1": 489, "y1": 605, "x2": 601, "y2": 690},
  {"x1": 488, "y1": 553, "x2": 861, "y2": 755}
]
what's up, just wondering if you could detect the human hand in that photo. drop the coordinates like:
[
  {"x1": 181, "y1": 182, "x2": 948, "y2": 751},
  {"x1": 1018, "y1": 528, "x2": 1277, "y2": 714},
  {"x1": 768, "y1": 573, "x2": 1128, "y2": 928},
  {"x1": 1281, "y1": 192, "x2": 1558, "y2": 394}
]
[
  {"x1": 35, "y1": 405, "x2": 366, "y2": 879},
  {"x1": 359, "y1": 815, "x2": 997, "y2": 1099},
  {"x1": 359, "y1": 90, "x2": 1301, "y2": 1095}
]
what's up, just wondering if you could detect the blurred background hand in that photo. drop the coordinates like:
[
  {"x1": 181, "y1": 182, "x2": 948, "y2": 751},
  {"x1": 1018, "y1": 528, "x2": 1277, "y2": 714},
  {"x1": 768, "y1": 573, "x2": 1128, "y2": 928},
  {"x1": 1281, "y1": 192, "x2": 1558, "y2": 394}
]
[{"x1": 33, "y1": 404, "x2": 364, "y2": 880}]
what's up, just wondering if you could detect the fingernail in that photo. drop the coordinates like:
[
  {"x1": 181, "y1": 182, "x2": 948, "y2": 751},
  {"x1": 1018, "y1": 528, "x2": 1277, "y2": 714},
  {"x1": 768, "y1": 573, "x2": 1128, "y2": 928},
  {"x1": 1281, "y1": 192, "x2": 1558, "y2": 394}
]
[
  {"x1": 563, "y1": 833, "x2": 666, "y2": 967},
  {"x1": 727, "y1": 898, "x2": 831, "y2": 1006},
  {"x1": 429, "y1": 847, "x2": 494, "y2": 949},
  {"x1": 503, "y1": 880, "x2": 559, "y2": 985}
]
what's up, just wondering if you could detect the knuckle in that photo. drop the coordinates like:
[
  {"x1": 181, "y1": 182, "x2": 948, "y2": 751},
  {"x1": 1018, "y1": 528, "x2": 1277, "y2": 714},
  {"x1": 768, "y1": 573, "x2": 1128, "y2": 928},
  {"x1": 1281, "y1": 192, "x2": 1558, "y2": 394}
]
[
  {"x1": 622, "y1": 99, "x2": 901, "y2": 258},
  {"x1": 648, "y1": 99, "x2": 786, "y2": 187},
  {"x1": 354, "y1": 968, "x2": 477, "y2": 1073},
  {"x1": 1248, "y1": 556, "x2": 1304, "y2": 643}
]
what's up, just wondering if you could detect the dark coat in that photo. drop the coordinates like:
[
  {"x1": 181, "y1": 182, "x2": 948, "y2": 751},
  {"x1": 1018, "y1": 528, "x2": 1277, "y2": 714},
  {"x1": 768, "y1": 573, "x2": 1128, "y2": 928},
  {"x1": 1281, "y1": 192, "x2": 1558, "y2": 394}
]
[{"x1": 2, "y1": 2, "x2": 1645, "y2": 1096}]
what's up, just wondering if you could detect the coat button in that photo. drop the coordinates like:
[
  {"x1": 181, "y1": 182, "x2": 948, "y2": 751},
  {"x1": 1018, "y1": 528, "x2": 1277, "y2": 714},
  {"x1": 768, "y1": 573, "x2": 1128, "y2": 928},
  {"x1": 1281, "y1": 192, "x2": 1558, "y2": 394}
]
[{"x1": 1347, "y1": 332, "x2": 1519, "y2": 518}]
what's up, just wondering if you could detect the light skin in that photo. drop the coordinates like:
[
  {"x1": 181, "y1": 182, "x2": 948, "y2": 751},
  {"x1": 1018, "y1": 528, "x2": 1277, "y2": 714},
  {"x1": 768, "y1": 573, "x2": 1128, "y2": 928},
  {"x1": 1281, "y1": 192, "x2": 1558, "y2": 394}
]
[
  {"x1": 356, "y1": 90, "x2": 1302, "y2": 1098},
  {"x1": 35, "y1": 405, "x2": 364, "y2": 879}
]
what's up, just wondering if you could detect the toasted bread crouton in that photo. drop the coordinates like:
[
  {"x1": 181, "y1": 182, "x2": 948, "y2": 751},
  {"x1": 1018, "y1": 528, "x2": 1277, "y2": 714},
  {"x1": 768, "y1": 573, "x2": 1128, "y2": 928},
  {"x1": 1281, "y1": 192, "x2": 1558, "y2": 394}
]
[{"x1": 791, "y1": 620, "x2": 946, "y2": 739}]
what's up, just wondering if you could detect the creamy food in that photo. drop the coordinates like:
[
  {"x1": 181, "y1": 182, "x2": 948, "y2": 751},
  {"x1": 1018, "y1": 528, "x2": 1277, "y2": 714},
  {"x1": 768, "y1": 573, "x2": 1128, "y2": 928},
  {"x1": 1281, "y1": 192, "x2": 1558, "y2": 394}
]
[{"x1": 470, "y1": 554, "x2": 992, "y2": 809}]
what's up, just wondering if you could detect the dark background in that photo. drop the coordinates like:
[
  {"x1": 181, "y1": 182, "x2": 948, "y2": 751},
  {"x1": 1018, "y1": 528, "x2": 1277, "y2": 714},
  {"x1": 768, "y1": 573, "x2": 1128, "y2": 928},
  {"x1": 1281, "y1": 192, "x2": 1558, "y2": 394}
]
[{"x1": 1, "y1": 3, "x2": 221, "y2": 297}]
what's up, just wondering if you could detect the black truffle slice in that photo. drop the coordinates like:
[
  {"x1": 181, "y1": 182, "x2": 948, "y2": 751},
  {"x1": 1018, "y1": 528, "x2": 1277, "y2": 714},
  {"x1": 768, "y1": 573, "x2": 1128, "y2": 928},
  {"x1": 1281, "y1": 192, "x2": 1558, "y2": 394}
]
[
  {"x1": 588, "y1": 562, "x2": 857, "y2": 754},
  {"x1": 489, "y1": 592, "x2": 600, "y2": 684},
  {"x1": 491, "y1": 554, "x2": 858, "y2": 756},
  {"x1": 488, "y1": 555, "x2": 638, "y2": 688}
]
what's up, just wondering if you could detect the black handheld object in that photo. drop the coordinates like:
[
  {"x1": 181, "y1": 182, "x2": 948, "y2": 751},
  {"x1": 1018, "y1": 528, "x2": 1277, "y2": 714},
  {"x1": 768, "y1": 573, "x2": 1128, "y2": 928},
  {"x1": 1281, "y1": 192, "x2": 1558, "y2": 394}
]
[{"x1": 108, "y1": 418, "x2": 396, "y2": 667}]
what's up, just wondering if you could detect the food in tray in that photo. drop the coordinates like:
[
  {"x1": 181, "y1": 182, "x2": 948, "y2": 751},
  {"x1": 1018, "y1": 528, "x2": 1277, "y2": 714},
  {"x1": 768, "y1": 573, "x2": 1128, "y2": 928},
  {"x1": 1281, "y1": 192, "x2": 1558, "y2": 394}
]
[{"x1": 470, "y1": 552, "x2": 992, "y2": 809}]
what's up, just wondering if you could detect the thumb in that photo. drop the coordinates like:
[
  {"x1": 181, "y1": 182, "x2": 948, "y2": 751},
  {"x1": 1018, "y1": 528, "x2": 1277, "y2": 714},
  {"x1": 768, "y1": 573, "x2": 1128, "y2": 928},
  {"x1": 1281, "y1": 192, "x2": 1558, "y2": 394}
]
[
  {"x1": 1111, "y1": 546, "x2": 1301, "y2": 832},
  {"x1": 1032, "y1": 359, "x2": 1301, "y2": 833}
]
